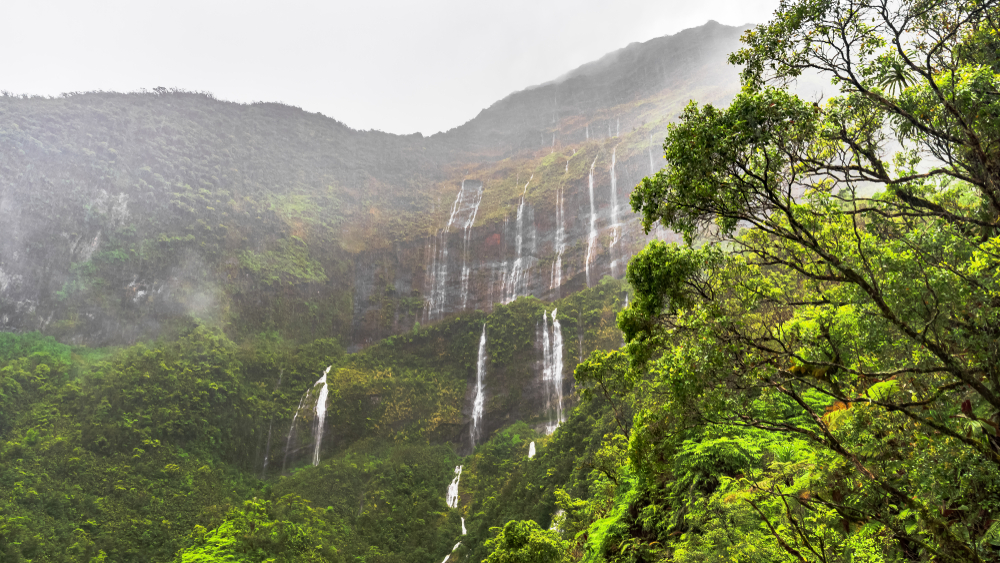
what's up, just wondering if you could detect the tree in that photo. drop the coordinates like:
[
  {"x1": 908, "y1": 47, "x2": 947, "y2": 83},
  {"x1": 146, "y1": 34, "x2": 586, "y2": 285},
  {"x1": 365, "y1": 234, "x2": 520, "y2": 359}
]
[
  {"x1": 484, "y1": 520, "x2": 570, "y2": 563},
  {"x1": 617, "y1": 0, "x2": 1000, "y2": 561},
  {"x1": 173, "y1": 496, "x2": 340, "y2": 563}
]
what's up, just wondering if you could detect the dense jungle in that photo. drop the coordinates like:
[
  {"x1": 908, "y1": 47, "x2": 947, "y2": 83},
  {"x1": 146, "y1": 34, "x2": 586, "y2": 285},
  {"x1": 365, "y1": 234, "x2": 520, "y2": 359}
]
[{"x1": 2, "y1": 0, "x2": 1000, "y2": 562}]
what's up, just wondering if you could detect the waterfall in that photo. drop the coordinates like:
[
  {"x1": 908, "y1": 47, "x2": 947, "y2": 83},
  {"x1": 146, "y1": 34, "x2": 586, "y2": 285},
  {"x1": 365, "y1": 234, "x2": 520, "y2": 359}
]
[
  {"x1": 503, "y1": 176, "x2": 532, "y2": 303},
  {"x1": 261, "y1": 369, "x2": 284, "y2": 479},
  {"x1": 541, "y1": 309, "x2": 565, "y2": 433},
  {"x1": 586, "y1": 123, "x2": 589, "y2": 140},
  {"x1": 550, "y1": 509, "x2": 566, "y2": 532},
  {"x1": 471, "y1": 324, "x2": 488, "y2": 446},
  {"x1": 441, "y1": 543, "x2": 463, "y2": 563},
  {"x1": 549, "y1": 183, "x2": 565, "y2": 293},
  {"x1": 616, "y1": 118, "x2": 620, "y2": 137},
  {"x1": 281, "y1": 390, "x2": 311, "y2": 473},
  {"x1": 426, "y1": 181, "x2": 484, "y2": 320},
  {"x1": 446, "y1": 465, "x2": 463, "y2": 508},
  {"x1": 585, "y1": 154, "x2": 599, "y2": 287},
  {"x1": 528, "y1": 441, "x2": 536, "y2": 458},
  {"x1": 609, "y1": 145, "x2": 622, "y2": 276},
  {"x1": 460, "y1": 181, "x2": 484, "y2": 310},
  {"x1": 462, "y1": 517, "x2": 467, "y2": 535},
  {"x1": 312, "y1": 366, "x2": 331, "y2": 466},
  {"x1": 649, "y1": 134, "x2": 655, "y2": 175},
  {"x1": 425, "y1": 188, "x2": 464, "y2": 321}
]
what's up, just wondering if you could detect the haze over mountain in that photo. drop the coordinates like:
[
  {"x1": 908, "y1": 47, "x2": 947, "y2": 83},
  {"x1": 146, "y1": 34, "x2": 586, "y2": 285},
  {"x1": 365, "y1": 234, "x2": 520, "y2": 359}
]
[{"x1": 0, "y1": 20, "x2": 746, "y2": 350}]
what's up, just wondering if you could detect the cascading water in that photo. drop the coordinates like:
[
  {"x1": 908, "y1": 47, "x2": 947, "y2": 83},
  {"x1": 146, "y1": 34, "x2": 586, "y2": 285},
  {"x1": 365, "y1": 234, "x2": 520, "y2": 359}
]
[
  {"x1": 441, "y1": 543, "x2": 463, "y2": 563},
  {"x1": 549, "y1": 182, "x2": 565, "y2": 294},
  {"x1": 426, "y1": 181, "x2": 487, "y2": 321},
  {"x1": 541, "y1": 309, "x2": 565, "y2": 433},
  {"x1": 459, "y1": 181, "x2": 484, "y2": 310},
  {"x1": 261, "y1": 369, "x2": 284, "y2": 479},
  {"x1": 586, "y1": 123, "x2": 589, "y2": 140},
  {"x1": 503, "y1": 176, "x2": 532, "y2": 303},
  {"x1": 609, "y1": 145, "x2": 622, "y2": 276},
  {"x1": 649, "y1": 134, "x2": 656, "y2": 175},
  {"x1": 312, "y1": 366, "x2": 331, "y2": 466},
  {"x1": 446, "y1": 465, "x2": 463, "y2": 508},
  {"x1": 528, "y1": 441, "x2": 536, "y2": 458},
  {"x1": 462, "y1": 517, "x2": 467, "y2": 535},
  {"x1": 281, "y1": 390, "x2": 310, "y2": 473},
  {"x1": 471, "y1": 324, "x2": 488, "y2": 446},
  {"x1": 585, "y1": 154, "x2": 599, "y2": 287},
  {"x1": 616, "y1": 118, "x2": 620, "y2": 137},
  {"x1": 425, "y1": 187, "x2": 465, "y2": 321}
]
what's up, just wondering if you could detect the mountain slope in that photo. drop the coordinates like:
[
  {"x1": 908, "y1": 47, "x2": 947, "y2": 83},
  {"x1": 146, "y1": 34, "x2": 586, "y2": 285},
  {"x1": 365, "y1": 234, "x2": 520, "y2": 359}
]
[{"x1": 0, "y1": 21, "x2": 746, "y2": 348}]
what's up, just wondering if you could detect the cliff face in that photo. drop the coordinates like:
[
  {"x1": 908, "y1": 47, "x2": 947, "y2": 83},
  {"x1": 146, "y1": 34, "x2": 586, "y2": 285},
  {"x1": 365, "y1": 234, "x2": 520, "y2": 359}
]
[{"x1": 0, "y1": 21, "x2": 745, "y2": 349}]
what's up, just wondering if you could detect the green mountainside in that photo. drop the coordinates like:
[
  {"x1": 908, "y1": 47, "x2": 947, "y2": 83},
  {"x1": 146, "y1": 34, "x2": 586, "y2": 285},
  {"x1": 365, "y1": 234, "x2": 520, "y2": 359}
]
[{"x1": 4, "y1": 3, "x2": 1000, "y2": 563}]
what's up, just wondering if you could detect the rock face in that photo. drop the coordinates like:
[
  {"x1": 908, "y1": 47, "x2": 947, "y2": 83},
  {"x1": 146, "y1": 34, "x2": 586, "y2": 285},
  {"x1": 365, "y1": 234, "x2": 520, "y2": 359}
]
[{"x1": 0, "y1": 21, "x2": 744, "y2": 348}]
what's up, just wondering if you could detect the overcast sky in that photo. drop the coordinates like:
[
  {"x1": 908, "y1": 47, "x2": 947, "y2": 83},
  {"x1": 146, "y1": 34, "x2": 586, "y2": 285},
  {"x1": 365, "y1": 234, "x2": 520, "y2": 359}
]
[{"x1": 1, "y1": 0, "x2": 778, "y2": 135}]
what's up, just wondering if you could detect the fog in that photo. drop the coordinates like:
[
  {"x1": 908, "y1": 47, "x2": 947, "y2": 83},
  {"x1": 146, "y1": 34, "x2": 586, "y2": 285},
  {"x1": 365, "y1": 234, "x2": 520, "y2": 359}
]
[{"x1": 1, "y1": 0, "x2": 778, "y2": 134}]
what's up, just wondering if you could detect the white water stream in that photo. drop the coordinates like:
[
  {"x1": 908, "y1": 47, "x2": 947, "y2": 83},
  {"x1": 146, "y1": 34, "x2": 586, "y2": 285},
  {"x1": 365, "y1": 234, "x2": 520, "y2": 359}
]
[
  {"x1": 471, "y1": 324, "x2": 488, "y2": 446},
  {"x1": 426, "y1": 181, "x2": 484, "y2": 321},
  {"x1": 649, "y1": 134, "x2": 656, "y2": 175},
  {"x1": 281, "y1": 390, "x2": 310, "y2": 473},
  {"x1": 609, "y1": 145, "x2": 622, "y2": 276},
  {"x1": 460, "y1": 181, "x2": 484, "y2": 310},
  {"x1": 503, "y1": 176, "x2": 532, "y2": 303},
  {"x1": 528, "y1": 441, "x2": 536, "y2": 458},
  {"x1": 312, "y1": 366, "x2": 331, "y2": 466},
  {"x1": 542, "y1": 309, "x2": 565, "y2": 433},
  {"x1": 585, "y1": 154, "x2": 599, "y2": 287},
  {"x1": 549, "y1": 182, "x2": 565, "y2": 294},
  {"x1": 446, "y1": 465, "x2": 463, "y2": 508}
]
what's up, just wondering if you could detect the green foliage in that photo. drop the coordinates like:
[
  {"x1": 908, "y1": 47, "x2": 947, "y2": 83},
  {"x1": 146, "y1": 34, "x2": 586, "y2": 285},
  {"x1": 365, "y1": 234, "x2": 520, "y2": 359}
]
[
  {"x1": 485, "y1": 520, "x2": 571, "y2": 563},
  {"x1": 174, "y1": 496, "x2": 341, "y2": 563},
  {"x1": 239, "y1": 237, "x2": 328, "y2": 286}
]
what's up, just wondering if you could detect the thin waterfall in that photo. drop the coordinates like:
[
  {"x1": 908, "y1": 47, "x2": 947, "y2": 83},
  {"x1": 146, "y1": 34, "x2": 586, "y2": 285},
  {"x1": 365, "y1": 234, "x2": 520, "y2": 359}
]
[
  {"x1": 609, "y1": 145, "x2": 622, "y2": 276},
  {"x1": 441, "y1": 543, "x2": 462, "y2": 563},
  {"x1": 503, "y1": 176, "x2": 532, "y2": 303},
  {"x1": 446, "y1": 465, "x2": 463, "y2": 508},
  {"x1": 542, "y1": 309, "x2": 565, "y2": 433},
  {"x1": 261, "y1": 368, "x2": 284, "y2": 479},
  {"x1": 586, "y1": 123, "x2": 589, "y2": 140},
  {"x1": 460, "y1": 181, "x2": 484, "y2": 310},
  {"x1": 616, "y1": 118, "x2": 620, "y2": 137},
  {"x1": 312, "y1": 366, "x2": 331, "y2": 466},
  {"x1": 427, "y1": 182, "x2": 483, "y2": 320},
  {"x1": 552, "y1": 311, "x2": 564, "y2": 427},
  {"x1": 649, "y1": 134, "x2": 656, "y2": 175},
  {"x1": 462, "y1": 517, "x2": 467, "y2": 535},
  {"x1": 281, "y1": 389, "x2": 311, "y2": 473},
  {"x1": 528, "y1": 441, "x2": 536, "y2": 458},
  {"x1": 585, "y1": 154, "x2": 599, "y2": 287},
  {"x1": 550, "y1": 183, "x2": 565, "y2": 293},
  {"x1": 471, "y1": 325, "x2": 488, "y2": 446},
  {"x1": 425, "y1": 187, "x2": 466, "y2": 321}
]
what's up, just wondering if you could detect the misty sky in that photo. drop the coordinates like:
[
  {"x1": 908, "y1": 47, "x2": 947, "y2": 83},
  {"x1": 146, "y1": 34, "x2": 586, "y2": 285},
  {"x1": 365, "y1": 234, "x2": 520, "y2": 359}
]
[{"x1": 2, "y1": 0, "x2": 778, "y2": 135}]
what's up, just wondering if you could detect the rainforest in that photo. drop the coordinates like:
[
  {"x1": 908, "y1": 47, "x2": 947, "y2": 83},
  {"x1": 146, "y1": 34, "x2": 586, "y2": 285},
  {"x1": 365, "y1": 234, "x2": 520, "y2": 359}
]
[{"x1": 2, "y1": 1, "x2": 1000, "y2": 562}]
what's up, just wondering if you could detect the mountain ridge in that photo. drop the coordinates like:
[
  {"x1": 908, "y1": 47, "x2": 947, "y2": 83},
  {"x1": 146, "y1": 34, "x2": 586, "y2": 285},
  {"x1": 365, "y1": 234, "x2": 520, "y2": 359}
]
[{"x1": 0, "y1": 21, "x2": 746, "y2": 349}]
